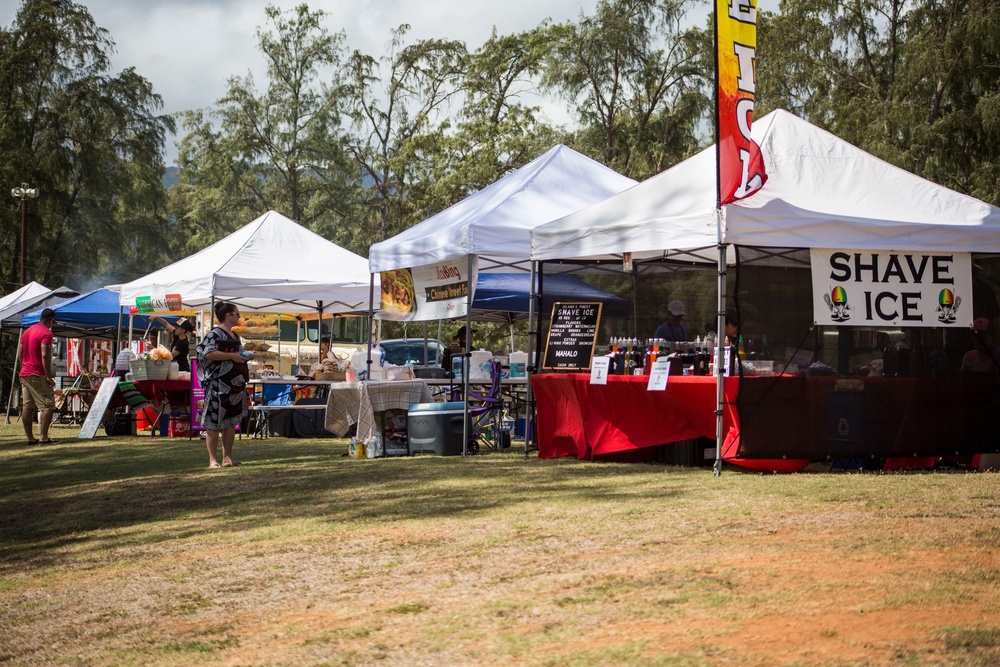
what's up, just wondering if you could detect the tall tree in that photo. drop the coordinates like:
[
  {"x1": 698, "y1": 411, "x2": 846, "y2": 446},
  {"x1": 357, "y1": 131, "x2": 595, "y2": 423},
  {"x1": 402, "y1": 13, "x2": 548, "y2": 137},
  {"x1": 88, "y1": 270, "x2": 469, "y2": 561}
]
[
  {"x1": 542, "y1": 0, "x2": 708, "y2": 178},
  {"x1": 170, "y1": 3, "x2": 354, "y2": 251},
  {"x1": 410, "y1": 27, "x2": 564, "y2": 214},
  {"x1": 758, "y1": 0, "x2": 1000, "y2": 205},
  {"x1": 342, "y1": 26, "x2": 466, "y2": 252},
  {"x1": 0, "y1": 0, "x2": 174, "y2": 289}
]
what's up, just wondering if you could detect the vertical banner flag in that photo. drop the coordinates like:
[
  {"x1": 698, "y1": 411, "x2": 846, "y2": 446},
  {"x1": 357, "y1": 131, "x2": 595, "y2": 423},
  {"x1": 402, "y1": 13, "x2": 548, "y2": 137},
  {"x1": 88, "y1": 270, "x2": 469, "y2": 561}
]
[{"x1": 717, "y1": 0, "x2": 767, "y2": 205}]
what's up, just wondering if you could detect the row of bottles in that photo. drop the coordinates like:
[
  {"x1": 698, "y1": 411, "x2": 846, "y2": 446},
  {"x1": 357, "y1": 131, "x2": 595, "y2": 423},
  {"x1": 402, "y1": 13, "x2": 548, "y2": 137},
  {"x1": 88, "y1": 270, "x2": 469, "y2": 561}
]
[
  {"x1": 604, "y1": 334, "x2": 774, "y2": 376},
  {"x1": 736, "y1": 335, "x2": 771, "y2": 361},
  {"x1": 606, "y1": 337, "x2": 714, "y2": 376}
]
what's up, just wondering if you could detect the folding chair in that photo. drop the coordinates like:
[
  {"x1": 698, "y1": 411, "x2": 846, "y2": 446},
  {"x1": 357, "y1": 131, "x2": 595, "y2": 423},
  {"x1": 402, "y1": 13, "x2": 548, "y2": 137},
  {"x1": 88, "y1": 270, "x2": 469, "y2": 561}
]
[
  {"x1": 244, "y1": 383, "x2": 297, "y2": 439},
  {"x1": 456, "y1": 360, "x2": 512, "y2": 453}
]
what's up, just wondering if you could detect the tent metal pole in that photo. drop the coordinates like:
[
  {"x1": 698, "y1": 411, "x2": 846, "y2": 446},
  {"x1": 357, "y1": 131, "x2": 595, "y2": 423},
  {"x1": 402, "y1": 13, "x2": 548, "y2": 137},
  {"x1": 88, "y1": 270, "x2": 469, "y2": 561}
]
[
  {"x1": 631, "y1": 270, "x2": 638, "y2": 337},
  {"x1": 317, "y1": 301, "x2": 324, "y2": 368},
  {"x1": 436, "y1": 320, "x2": 443, "y2": 366},
  {"x1": 5, "y1": 328, "x2": 24, "y2": 424},
  {"x1": 714, "y1": 209, "x2": 727, "y2": 477},
  {"x1": 422, "y1": 320, "x2": 429, "y2": 366},
  {"x1": 115, "y1": 299, "x2": 123, "y2": 357},
  {"x1": 366, "y1": 273, "x2": 375, "y2": 377},
  {"x1": 524, "y1": 261, "x2": 537, "y2": 458},
  {"x1": 462, "y1": 255, "x2": 473, "y2": 456}
]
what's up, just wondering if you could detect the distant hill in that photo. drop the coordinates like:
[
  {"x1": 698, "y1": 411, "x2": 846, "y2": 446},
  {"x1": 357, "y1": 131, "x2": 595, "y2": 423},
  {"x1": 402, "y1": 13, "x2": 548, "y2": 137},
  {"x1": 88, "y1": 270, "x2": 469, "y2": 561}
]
[{"x1": 163, "y1": 166, "x2": 178, "y2": 188}]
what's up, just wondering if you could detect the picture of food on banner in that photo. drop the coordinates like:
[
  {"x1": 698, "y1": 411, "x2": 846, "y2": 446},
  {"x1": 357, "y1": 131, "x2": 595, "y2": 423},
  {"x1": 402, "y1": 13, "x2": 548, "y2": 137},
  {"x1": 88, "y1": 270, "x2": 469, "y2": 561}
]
[{"x1": 380, "y1": 268, "x2": 416, "y2": 315}]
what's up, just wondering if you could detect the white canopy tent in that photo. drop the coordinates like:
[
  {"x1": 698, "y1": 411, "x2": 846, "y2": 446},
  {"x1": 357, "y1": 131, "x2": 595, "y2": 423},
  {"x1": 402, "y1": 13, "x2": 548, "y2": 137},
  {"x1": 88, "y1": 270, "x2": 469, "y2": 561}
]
[
  {"x1": 119, "y1": 210, "x2": 376, "y2": 314},
  {"x1": 369, "y1": 144, "x2": 637, "y2": 456},
  {"x1": 530, "y1": 109, "x2": 1000, "y2": 473},
  {"x1": 531, "y1": 109, "x2": 1000, "y2": 263},
  {"x1": 369, "y1": 144, "x2": 637, "y2": 274},
  {"x1": 0, "y1": 281, "x2": 50, "y2": 313}
]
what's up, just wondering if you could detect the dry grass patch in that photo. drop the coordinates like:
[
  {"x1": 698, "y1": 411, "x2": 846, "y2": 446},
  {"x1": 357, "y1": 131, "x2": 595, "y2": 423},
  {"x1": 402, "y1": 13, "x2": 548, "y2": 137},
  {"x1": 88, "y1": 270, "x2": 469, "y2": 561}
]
[{"x1": 0, "y1": 423, "x2": 998, "y2": 665}]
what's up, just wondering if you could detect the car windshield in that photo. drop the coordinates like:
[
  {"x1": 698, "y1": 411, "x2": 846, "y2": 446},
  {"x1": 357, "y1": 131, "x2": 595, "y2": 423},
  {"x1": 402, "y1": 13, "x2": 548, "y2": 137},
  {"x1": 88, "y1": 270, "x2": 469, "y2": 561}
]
[{"x1": 380, "y1": 339, "x2": 445, "y2": 366}]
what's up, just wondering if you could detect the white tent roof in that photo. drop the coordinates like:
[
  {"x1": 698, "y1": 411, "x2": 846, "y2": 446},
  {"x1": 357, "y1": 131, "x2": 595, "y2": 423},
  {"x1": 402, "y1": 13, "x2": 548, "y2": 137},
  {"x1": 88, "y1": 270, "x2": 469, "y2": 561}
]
[
  {"x1": 0, "y1": 281, "x2": 49, "y2": 312},
  {"x1": 368, "y1": 144, "x2": 637, "y2": 273},
  {"x1": 119, "y1": 210, "x2": 374, "y2": 314},
  {"x1": 531, "y1": 110, "x2": 1000, "y2": 262}
]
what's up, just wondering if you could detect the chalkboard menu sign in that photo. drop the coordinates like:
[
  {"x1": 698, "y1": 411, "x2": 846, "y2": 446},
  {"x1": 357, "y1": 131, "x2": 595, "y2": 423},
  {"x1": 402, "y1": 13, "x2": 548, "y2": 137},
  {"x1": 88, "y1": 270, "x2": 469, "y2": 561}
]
[{"x1": 542, "y1": 302, "x2": 603, "y2": 371}]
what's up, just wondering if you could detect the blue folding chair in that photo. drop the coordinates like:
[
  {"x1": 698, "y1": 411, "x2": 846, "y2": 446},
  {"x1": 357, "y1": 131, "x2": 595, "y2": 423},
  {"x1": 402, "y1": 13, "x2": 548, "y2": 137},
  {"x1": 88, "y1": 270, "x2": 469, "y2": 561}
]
[{"x1": 262, "y1": 383, "x2": 294, "y2": 406}]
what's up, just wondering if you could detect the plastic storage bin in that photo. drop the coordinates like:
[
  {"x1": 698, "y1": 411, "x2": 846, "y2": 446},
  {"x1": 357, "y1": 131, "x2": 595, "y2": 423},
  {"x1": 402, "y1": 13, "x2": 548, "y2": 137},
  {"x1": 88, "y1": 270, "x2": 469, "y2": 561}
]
[{"x1": 407, "y1": 401, "x2": 470, "y2": 456}]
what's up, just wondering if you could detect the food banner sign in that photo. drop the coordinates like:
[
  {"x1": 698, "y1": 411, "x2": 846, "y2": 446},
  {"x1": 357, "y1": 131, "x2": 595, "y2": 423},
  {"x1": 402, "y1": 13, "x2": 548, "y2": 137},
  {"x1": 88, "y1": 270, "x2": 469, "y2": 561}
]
[
  {"x1": 379, "y1": 259, "x2": 478, "y2": 322},
  {"x1": 810, "y1": 249, "x2": 973, "y2": 328},
  {"x1": 135, "y1": 294, "x2": 183, "y2": 313}
]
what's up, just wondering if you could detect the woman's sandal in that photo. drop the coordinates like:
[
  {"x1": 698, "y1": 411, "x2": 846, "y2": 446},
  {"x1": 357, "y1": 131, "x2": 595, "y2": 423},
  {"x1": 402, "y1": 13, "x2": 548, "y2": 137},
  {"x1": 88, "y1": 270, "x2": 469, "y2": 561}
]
[{"x1": 37, "y1": 438, "x2": 58, "y2": 445}]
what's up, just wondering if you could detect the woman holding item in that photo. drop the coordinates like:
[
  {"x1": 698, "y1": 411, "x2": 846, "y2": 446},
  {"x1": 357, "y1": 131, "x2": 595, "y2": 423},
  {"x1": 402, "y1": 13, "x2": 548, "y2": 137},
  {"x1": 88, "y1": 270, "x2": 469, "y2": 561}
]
[
  {"x1": 196, "y1": 301, "x2": 253, "y2": 468},
  {"x1": 151, "y1": 315, "x2": 195, "y2": 372}
]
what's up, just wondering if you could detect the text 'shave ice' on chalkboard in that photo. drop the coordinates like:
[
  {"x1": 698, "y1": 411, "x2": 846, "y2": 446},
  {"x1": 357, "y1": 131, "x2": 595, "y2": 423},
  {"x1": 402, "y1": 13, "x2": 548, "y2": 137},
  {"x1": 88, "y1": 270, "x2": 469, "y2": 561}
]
[{"x1": 542, "y1": 302, "x2": 603, "y2": 371}]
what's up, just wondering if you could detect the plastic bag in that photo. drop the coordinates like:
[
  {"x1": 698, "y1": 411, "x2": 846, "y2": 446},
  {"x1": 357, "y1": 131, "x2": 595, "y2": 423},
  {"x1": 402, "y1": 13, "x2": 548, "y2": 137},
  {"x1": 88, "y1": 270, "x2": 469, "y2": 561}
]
[{"x1": 367, "y1": 434, "x2": 384, "y2": 459}]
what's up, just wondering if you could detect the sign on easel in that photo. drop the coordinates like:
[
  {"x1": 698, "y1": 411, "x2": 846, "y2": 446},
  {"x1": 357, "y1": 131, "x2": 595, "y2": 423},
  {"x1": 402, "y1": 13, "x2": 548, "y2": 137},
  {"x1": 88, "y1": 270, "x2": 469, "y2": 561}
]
[
  {"x1": 542, "y1": 302, "x2": 603, "y2": 371},
  {"x1": 78, "y1": 377, "x2": 119, "y2": 439}
]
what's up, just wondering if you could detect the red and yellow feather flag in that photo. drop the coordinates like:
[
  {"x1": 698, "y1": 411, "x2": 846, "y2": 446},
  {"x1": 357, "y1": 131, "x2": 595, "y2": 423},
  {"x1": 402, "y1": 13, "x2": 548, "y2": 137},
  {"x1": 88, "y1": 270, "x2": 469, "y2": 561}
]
[{"x1": 716, "y1": 0, "x2": 767, "y2": 205}]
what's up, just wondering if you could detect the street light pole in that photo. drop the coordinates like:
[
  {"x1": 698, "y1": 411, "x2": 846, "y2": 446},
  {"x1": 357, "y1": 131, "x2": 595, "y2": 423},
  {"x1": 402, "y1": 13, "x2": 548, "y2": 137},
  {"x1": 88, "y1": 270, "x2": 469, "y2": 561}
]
[{"x1": 10, "y1": 183, "x2": 39, "y2": 286}]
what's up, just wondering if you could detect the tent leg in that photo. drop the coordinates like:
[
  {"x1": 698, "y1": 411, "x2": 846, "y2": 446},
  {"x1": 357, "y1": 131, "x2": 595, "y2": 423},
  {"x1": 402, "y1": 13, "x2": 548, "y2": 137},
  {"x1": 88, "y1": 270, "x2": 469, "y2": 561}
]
[
  {"x1": 524, "y1": 261, "x2": 538, "y2": 458},
  {"x1": 6, "y1": 328, "x2": 24, "y2": 424},
  {"x1": 462, "y1": 256, "x2": 473, "y2": 456},
  {"x1": 714, "y1": 209, "x2": 727, "y2": 477}
]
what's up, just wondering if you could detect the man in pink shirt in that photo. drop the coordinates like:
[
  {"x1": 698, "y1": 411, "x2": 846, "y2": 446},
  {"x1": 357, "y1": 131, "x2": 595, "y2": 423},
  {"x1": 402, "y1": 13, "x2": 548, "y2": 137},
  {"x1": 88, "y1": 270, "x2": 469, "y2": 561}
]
[{"x1": 20, "y1": 308, "x2": 57, "y2": 444}]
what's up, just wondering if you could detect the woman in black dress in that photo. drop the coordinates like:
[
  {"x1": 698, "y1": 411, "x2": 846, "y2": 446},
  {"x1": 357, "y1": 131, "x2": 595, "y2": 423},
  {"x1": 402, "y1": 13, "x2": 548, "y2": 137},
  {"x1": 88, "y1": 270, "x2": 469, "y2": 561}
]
[
  {"x1": 196, "y1": 301, "x2": 252, "y2": 468},
  {"x1": 151, "y1": 315, "x2": 195, "y2": 372}
]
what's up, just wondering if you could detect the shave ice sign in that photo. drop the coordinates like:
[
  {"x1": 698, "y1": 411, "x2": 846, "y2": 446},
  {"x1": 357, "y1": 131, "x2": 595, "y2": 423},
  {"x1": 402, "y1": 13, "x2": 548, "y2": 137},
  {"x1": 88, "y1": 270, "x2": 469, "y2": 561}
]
[{"x1": 810, "y1": 249, "x2": 973, "y2": 328}]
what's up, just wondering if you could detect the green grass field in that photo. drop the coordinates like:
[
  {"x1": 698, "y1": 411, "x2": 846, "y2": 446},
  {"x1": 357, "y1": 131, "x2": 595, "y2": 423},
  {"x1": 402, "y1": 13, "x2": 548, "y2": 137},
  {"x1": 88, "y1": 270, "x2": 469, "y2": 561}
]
[{"x1": 1, "y1": 421, "x2": 998, "y2": 666}]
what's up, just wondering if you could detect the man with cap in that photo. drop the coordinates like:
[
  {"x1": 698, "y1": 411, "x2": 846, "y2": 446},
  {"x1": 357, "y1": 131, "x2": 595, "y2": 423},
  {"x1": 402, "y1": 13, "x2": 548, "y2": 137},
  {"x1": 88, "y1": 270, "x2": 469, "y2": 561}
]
[
  {"x1": 152, "y1": 316, "x2": 195, "y2": 372},
  {"x1": 653, "y1": 300, "x2": 689, "y2": 343},
  {"x1": 19, "y1": 307, "x2": 57, "y2": 444}
]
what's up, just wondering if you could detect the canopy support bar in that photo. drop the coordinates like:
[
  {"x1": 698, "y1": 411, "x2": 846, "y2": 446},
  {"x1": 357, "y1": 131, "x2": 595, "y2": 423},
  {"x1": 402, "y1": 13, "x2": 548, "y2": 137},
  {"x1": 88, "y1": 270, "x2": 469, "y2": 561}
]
[{"x1": 714, "y1": 208, "x2": 727, "y2": 477}]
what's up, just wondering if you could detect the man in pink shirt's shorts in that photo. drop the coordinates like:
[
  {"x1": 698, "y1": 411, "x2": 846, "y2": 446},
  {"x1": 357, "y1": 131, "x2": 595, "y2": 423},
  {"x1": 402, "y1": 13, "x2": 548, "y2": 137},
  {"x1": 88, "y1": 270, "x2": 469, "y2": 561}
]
[{"x1": 20, "y1": 308, "x2": 57, "y2": 444}]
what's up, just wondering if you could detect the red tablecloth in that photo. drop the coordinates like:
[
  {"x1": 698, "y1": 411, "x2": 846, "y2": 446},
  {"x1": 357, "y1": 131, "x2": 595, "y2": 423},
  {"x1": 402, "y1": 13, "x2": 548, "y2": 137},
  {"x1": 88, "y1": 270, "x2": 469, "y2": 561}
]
[
  {"x1": 532, "y1": 373, "x2": 809, "y2": 473},
  {"x1": 134, "y1": 380, "x2": 191, "y2": 408},
  {"x1": 109, "y1": 380, "x2": 191, "y2": 411}
]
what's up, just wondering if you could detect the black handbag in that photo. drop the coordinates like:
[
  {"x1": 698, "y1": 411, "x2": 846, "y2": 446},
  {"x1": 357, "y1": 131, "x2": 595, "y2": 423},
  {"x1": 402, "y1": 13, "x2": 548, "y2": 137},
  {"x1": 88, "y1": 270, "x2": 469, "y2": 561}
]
[{"x1": 104, "y1": 412, "x2": 135, "y2": 436}]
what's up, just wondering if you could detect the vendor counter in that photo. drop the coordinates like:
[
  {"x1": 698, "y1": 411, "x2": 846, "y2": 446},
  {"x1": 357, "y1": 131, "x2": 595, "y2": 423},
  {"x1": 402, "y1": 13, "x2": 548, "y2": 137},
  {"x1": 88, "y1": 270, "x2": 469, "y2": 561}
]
[
  {"x1": 531, "y1": 373, "x2": 1000, "y2": 470},
  {"x1": 108, "y1": 379, "x2": 192, "y2": 412}
]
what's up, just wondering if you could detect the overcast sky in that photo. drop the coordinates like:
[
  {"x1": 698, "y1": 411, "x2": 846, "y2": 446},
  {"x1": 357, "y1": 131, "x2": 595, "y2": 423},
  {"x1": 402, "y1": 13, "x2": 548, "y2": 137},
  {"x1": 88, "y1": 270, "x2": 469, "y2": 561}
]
[{"x1": 1, "y1": 0, "x2": 606, "y2": 165}]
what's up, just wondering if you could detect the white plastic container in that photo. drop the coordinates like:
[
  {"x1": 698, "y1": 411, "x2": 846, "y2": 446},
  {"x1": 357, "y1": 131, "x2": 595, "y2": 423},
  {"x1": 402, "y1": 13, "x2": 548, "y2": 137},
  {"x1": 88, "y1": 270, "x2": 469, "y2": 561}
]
[
  {"x1": 351, "y1": 346, "x2": 386, "y2": 379},
  {"x1": 350, "y1": 347, "x2": 368, "y2": 375},
  {"x1": 469, "y1": 350, "x2": 493, "y2": 382},
  {"x1": 168, "y1": 361, "x2": 180, "y2": 380},
  {"x1": 509, "y1": 350, "x2": 527, "y2": 378}
]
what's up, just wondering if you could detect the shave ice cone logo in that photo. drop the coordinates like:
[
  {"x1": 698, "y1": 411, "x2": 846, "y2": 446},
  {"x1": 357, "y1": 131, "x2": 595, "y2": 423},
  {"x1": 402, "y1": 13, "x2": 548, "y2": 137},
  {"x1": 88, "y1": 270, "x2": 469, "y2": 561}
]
[
  {"x1": 823, "y1": 285, "x2": 852, "y2": 322},
  {"x1": 936, "y1": 288, "x2": 961, "y2": 324}
]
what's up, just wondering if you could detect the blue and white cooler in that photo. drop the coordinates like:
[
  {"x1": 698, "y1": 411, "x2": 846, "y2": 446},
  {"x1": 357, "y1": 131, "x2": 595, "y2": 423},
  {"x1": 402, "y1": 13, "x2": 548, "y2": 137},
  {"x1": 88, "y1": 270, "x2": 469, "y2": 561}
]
[{"x1": 406, "y1": 401, "x2": 470, "y2": 456}]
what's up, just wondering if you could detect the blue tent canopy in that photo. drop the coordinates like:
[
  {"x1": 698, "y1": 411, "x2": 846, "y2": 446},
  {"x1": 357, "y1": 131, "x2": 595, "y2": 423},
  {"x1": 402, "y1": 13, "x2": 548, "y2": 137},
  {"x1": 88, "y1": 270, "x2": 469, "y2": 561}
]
[
  {"x1": 472, "y1": 273, "x2": 629, "y2": 322},
  {"x1": 21, "y1": 288, "x2": 157, "y2": 339}
]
